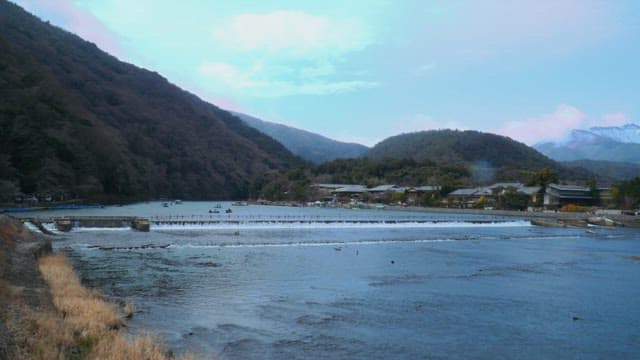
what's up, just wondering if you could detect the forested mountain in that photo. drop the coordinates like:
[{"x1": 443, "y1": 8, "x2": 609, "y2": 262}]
[
  {"x1": 562, "y1": 160, "x2": 640, "y2": 181},
  {"x1": 365, "y1": 130, "x2": 591, "y2": 182},
  {"x1": 253, "y1": 131, "x2": 598, "y2": 203},
  {"x1": 535, "y1": 125, "x2": 640, "y2": 163},
  {"x1": 232, "y1": 112, "x2": 368, "y2": 164},
  {"x1": 368, "y1": 130, "x2": 555, "y2": 168},
  {"x1": 0, "y1": 1, "x2": 301, "y2": 202}
]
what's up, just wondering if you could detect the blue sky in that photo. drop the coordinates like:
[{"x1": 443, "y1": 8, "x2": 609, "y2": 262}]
[{"x1": 14, "y1": 0, "x2": 640, "y2": 146}]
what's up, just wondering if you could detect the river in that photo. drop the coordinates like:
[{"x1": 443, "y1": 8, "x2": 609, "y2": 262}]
[{"x1": 37, "y1": 202, "x2": 640, "y2": 359}]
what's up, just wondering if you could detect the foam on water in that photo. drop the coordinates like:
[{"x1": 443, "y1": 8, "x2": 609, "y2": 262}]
[
  {"x1": 23, "y1": 221, "x2": 40, "y2": 233},
  {"x1": 36, "y1": 222, "x2": 65, "y2": 234},
  {"x1": 70, "y1": 227, "x2": 131, "y2": 232},
  {"x1": 150, "y1": 220, "x2": 531, "y2": 231},
  {"x1": 164, "y1": 238, "x2": 456, "y2": 249}
]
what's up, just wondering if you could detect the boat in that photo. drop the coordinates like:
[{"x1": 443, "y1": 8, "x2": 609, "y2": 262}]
[
  {"x1": 174, "y1": 200, "x2": 182, "y2": 205},
  {"x1": 214, "y1": 204, "x2": 222, "y2": 209},
  {"x1": 225, "y1": 208, "x2": 233, "y2": 214},
  {"x1": 163, "y1": 202, "x2": 169, "y2": 208}
]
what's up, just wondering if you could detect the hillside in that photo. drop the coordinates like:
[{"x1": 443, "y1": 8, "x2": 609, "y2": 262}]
[
  {"x1": 368, "y1": 130, "x2": 556, "y2": 168},
  {"x1": 562, "y1": 160, "x2": 640, "y2": 181},
  {"x1": 232, "y1": 112, "x2": 368, "y2": 164},
  {"x1": 535, "y1": 125, "x2": 640, "y2": 164},
  {"x1": 365, "y1": 130, "x2": 590, "y2": 182},
  {"x1": 0, "y1": 1, "x2": 301, "y2": 202}
]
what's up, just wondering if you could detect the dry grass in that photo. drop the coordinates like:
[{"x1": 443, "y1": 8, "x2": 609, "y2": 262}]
[
  {"x1": 90, "y1": 333, "x2": 198, "y2": 360},
  {"x1": 39, "y1": 255, "x2": 124, "y2": 338},
  {"x1": 123, "y1": 302, "x2": 136, "y2": 319},
  {"x1": 18, "y1": 254, "x2": 201, "y2": 360},
  {"x1": 9, "y1": 308, "x2": 74, "y2": 360}
]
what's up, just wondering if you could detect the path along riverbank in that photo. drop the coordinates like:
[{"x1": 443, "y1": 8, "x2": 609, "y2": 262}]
[{"x1": 0, "y1": 215, "x2": 196, "y2": 359}]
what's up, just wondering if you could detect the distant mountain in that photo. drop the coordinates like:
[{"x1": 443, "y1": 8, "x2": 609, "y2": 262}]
[
  {"x1": 562, "y1": 160, "x2": 640, "y2": 181},
  {"x1": 589, "y1": 123, "x2": 640, "y2": 143},
  {"x1": 232, "y1": 112, "x2": 368, "y2": 164},
  {"x1": 535, "y1": 124, "x2": 640, "y2": 164},
  {"x1": 0, "y1": 1, "x2": 300, "y2": 202},
  {"x1": 366, "y1": 129, "x2": 591, "y2": 182}
]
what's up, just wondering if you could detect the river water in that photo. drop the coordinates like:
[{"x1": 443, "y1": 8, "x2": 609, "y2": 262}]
[{"x1": 38, "y1": 202, "x2": 640, "y2": 359}]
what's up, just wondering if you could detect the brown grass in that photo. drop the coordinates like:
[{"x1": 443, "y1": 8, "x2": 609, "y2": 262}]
[
  {"x1": 123, "y1": 302, "x2": 136, "y2": 319},
  {"x1": 39, "y1": 255, "x2": 124, "y2": 338},
  {"x1": 9, "y1": 308, "x2": 74, "y2": 360},
  {"x1": 90, "y1": 333, "x2": 197, "y2": 360},
  {"x1": 14, "y1": 254, "x2": 200, "y2": 360}
]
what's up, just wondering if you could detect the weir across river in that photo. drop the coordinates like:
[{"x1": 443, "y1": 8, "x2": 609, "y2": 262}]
[
  {"x1": 18, "y1": 214, "x2": 522, "y2": 233},
  {"x1": 16, "y1": 211, "x2": 640, "y2": 232}
]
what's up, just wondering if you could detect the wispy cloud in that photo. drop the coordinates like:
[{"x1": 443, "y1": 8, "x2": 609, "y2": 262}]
[
  {"x1": 597, "y1": 112, "x2": 629, "y2": 127},
  {"x1": 199, "y1": 61, "x2": 378, "y2": 97},
  {"x1": 212, "y1": 11, "x2": 371, "y2": 59},
  {"x1": 411, "y1": 0, "x2": 614, "y2": 62},
  {"x1": 201, "y1": 10, "x2": 377, "y2": 97},
  {"x1": 413, "y1": 63, "x2": 437, "y2": 76},
  {"x1": 15, "y1": 0, "x2": 122, "y2": 56},
  {"x1": 494, "y1": 104, "x2": 585, "y2": 145}
]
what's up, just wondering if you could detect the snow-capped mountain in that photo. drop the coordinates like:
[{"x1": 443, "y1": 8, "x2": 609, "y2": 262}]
[
  {"x1": 534, "y1": 123, "x2": 640, "y2": 164},
  {"x1": 588, "y1": 123, "x2": 640, "y2": 144}
]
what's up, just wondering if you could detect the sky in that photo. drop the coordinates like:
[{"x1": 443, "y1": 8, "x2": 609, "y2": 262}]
[{"x1": 13, "y1": 0, "x2": 640, "y2": 146}]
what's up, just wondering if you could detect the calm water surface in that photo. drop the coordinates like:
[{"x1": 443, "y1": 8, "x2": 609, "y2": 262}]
[{"x1": 41, "y1": 203, "x2": 640, "y2": 359}]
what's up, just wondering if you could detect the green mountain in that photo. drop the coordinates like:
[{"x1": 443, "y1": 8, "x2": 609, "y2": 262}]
[
  {"x1": 366, "y1": 130, "x2": 591, "y2": 182},
  {"x1": 232, "y1": 112, "x2": 368, "y2": 164},
  {"x1": 0, "y1": 1, "x2": 300, "y2": 202}
]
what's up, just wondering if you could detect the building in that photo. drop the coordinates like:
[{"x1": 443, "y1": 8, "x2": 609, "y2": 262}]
[
  {"x1": 543, "y1": 183, "x2": 592, "y2": 207},
  {"x1": 543, "y1": 183, "x2": 613, "y2": 208},
  {"x1": 405, "y1": 186, "x2": 442, "y2": 204},
  {"x1": 332, "y1": 185, "x2": 368, "y2": 201},
  {"x1": 447, "y1": 183, "x2": 542, "y2": 208},
  {"x1": 367, "y1": 184, "x2": 403, "y2": 202},
  {"x1": 447, "y1": 187, "x2": 491, "y2": 208}
]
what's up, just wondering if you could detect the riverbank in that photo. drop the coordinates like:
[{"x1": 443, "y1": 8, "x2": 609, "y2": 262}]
[
  {"x1": 0, "y1": 215, "x2": 195, "y2": 359},
  {"x1": 393, "y1": 205, "x2": 640, "y2": 227},
  {"x1": 258, "y1": 201, "x2": 640, "y2": 228}
]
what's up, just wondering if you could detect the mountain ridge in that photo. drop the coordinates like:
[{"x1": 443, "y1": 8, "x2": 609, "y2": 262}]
[
  {"x1": 0, "y1": 0, "x2": 300, "y2": 202},
  {"x1": 232, "y1": 112, "x2": 368, "y2": 164},
  {"x1": 535, "y1": 123, "x2": 640, "y2": 164},
  {"x1": 365, "y1": 129, "x2": 592, "y2": 182}
]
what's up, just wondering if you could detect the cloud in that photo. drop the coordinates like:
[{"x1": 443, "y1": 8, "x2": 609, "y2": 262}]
[
  {"x1": 413, "y1": 63, "x2": 437, "y2": 76},
  {"x1": 494, "y1": 104, "x2": 585, "y2": 145},
  {"x1": 212, "y1": 11, "x2": 371, "y2": 58},
  {"x1": 204, "y1": 11, "x2": 376, "y2": 97},
  {"x1": 199, "y1": 61, "x2": 378, "y2": 97},
  {"x1": 598, "y1": 112, "x2": 629, "y2": 127},
  {"x1": 411, "y1": 0, "x2": 614, "y2": 61},
  {"x1": 15, "y1": 0, "x2": 122, "y2": 56}
]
